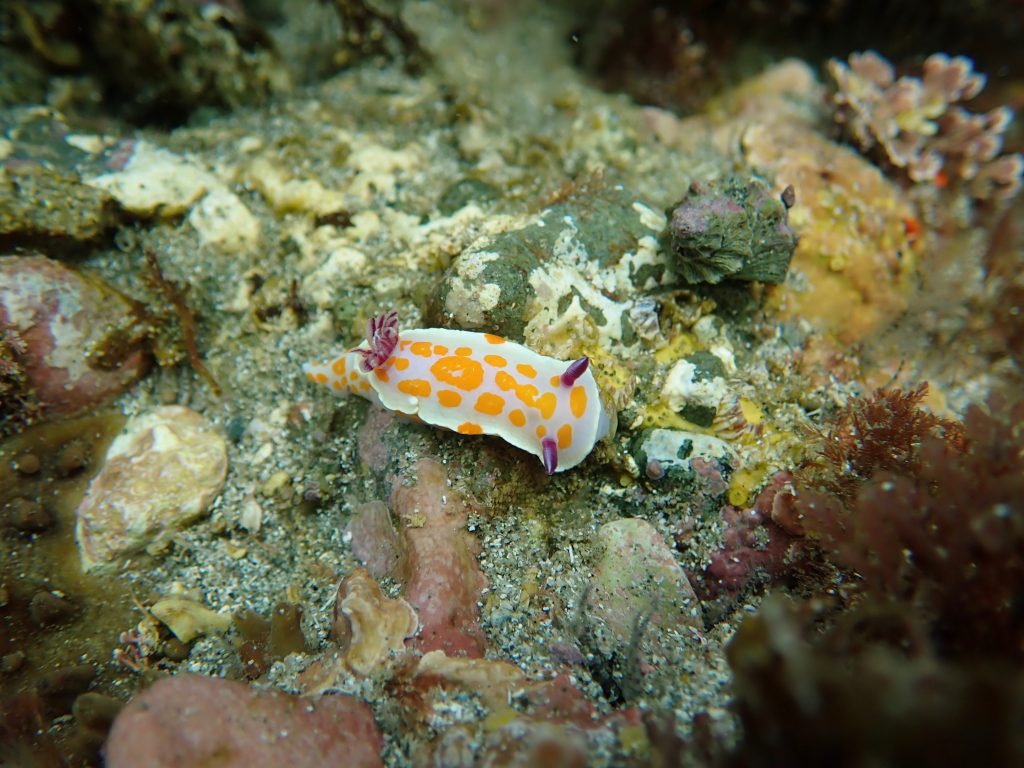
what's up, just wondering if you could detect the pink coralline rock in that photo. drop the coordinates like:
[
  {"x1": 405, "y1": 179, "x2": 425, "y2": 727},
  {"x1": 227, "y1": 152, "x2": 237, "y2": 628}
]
[
  {"x1": 75, "y1": 406, "x2": 227, "y2": 570},
  {"x1": 591, "y1": 517, "x2": 704, "y2": 642},
  {"x1": 393, "y1": 458, "x2": 487, "y2": 658},
  {"x1": 695, "y1": 472, "x2": 803, "y2": 599},
  {"x1": 104, "y1": 674, "x2": 383, "y2": 768},
  {"x1": 347, "y1": 500, "x2": 404, "y2": 580},
  {"x1": 334, "y1": 567, "x2": 418, "y2": 675},
  {"x1": 0, "y1": 254, "x2": 149, "y2": 417}
]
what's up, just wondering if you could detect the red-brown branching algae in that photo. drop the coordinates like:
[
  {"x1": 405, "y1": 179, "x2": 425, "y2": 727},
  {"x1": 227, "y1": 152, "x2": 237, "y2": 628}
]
[
  {"x1": 711, "y1": 386, "x2": 1024, "y2": 767},
  {"x1": 791, "y1": 384, "x2": 1024, "y2": 659}
]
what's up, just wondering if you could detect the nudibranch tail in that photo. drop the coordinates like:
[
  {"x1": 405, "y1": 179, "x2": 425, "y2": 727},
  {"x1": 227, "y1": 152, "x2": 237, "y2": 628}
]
[{"x1": 357, "y1": 310, "x2": 399, "y2": 372}]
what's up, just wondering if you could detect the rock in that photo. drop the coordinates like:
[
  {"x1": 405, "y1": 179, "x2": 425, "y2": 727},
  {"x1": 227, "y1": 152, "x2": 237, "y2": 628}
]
[
  {"x1": 28, "y1": 591, "x2": 77, "y2": 627},
  {"x1": 393, "y1": 458, "x2": 487, "y2": 658},
  {"x1": 660, "y1": 351, "x2": 729, "y2": 427},
  {"x1": 187, "y1": 186, "x2": 261, "y2": 253},
  {"x1": 432, "y1": 185, "x2": 670, "y2": 353},
  {"x1": 668, "y1": 175, "x2": 798, "y2": 285},
  {"x1": 149, "y1": 596, "x2": 231, "y2": 644},
  {"x1": 74, "y1": 406, "x2": 228, "y2": 571},
  {"x1": 0, "y1": 255, "x2": 150, "y2": 419},
  {"x1": 84, "y1": 1, "x2": 288, "y2": 122},
  {"x1": 103, "y1": 674, "x2": 383, "y2": 768},
  {"x1": 590, "y1": 517, "x2": 703, "y2": 642},
  {"x1": 83, "y1": 141, "x2": 215, "y2": 217},
  {"x1": 0, "y1": 160, "x2": 119, "y2": 248},
  {"x1": 334, "y1": 568, "x2": 418, "y2": 675},
  {"x1": 347, "y1": 500, "x2": 404, "y2": 580}
]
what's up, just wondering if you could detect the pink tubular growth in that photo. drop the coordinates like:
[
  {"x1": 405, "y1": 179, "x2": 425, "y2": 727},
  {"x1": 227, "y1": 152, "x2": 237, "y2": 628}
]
[
  {"x1": 560, "y1": 356, "x2": 590, "y2": 387},
  {"x1": 356, "y1": 310, "x2": 399, "y2": 372}
]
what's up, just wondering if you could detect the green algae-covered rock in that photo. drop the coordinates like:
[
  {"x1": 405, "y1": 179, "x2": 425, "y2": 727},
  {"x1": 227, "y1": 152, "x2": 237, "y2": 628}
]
[
  {"x1": 432, "y1": 185, "x2": 670, "y2": 346},
  {"x1": 669, "y1": 175, "x2": 797, "y2": 284}
]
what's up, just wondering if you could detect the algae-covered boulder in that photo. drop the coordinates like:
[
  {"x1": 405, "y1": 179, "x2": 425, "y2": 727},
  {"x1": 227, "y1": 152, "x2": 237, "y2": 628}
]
[
  {"x1": 669, "y1": 175, "x2": 797, "y2": 284},
  {"x1": 432, "y1": 185, "x2": 671, "y2": 349}
]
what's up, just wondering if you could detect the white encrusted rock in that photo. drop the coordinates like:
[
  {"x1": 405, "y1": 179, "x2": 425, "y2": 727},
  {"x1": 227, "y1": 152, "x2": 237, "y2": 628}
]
[{"x1": 75, "y1": 406, "x2": 228, "y2": 571}]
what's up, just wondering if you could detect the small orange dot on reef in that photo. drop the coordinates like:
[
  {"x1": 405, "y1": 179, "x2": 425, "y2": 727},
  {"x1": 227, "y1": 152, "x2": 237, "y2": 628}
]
[
  {"x1": 934, "y1": 170, "x2": 949, "y2": 189},
  {"x1": 457, "y1": 422, "x2": 483, "y2": 434},
  {"x1": 904, "y1": 217, "x2": 922, "y2": 241},
  {"x1": 557, "y1": 423, "x2": 573, "y2": 449},
  {"x1": 508, "y1": 409, "x2": 526, "y2": 427},
  {"x1": 484, "y1": 334, "x2": 505, "y2": 344}
]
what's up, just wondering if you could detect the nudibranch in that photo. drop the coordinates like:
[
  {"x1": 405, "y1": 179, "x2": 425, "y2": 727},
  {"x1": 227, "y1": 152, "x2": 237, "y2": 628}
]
[{"x1": 303, "y1": 311, "x2": 610, "y2": 473}]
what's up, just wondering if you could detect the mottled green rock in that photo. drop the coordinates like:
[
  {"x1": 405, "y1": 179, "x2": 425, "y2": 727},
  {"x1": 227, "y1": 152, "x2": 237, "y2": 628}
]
[
  {"x1": 669, "y1": 175, "x2": 797, "y2": 284},
  {"x1": 432, "y1": 185, "x2": 667, "y2": 342}
]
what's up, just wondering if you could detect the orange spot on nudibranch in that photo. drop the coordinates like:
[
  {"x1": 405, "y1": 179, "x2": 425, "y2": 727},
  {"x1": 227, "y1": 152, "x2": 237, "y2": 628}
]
[
  {"x1": 400, "y1": 340, "x2": 411, "y2": 350},
  {"x1": 457, "y1": 422, "x2": 483, "y2": 434},
  {"x1": 332, "y1": 379, "x2": 343, "y2": 390},
  {"x1": 410, "y1": 341, "x2": 433, "y2": 357},
  {"x1": 374, "y1": 369, "x2": 390, "y2": 382},
  {"x1": 432, "y1": 356, "x2": 484, "y2": 391},
  {"x1": 349, "y1": 371, "x2": 358, "y2": 381},
  {"x1": 484, "y1": 334, "x2": 505, "y2": 344},
  {"x1": 508, "y1": 409, "x2": 526, "y2": 427},
  {"x1": 536, "y1": 425, "x2": 547, "y2": 439},
  {"x1": 433, "y1": 345, "x2": 449, "y2": 356},
  {"x1": 315, "y1": 373, "x2": 328, "y2": 384},
  {"x1": 557, "y1": 424, "x2": 573, "y2": 449},
  {"x1": 495, "y1": 371, "x2": 516, "y2": 391},
  {"x1": 570, "y1": 386, "x2": 587, "y2": 419},
  {"x1": 437, "y1": 390, "x2": 462, "y2": 408},
  {"x1": 393, "y1": 357, "x2": 410, "y2": 371},
  {"x1": 398, "y1": 379, "x2": 432, "y2": 397},
  {"x1": 515, "y1": 383, "x2": 540, "y2": 408},
  {"x1": 332, "y1": 358, "x2": 347, "y2": 375},
  {"x1": 516, "y1": 363, "x2": 537, "y2": 378},
  {"x1": 536, "y1": 392, "x2": 557, "y2": 420},
  {"x1": 455, "y1": 346, "x2": 473, "y2": 357},
  {"x1": 475, "y1": 392, "x2": 505, "y2": 416},
  {"x1": 484, "y1": 354, "x2": 507, "y2": 368},
  {"x1": 549, "y1": 375, "x2": 561, "y2": 387}
]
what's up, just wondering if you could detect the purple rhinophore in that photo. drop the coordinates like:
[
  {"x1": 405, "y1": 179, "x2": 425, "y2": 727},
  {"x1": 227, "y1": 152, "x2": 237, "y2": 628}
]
[
  {"x1": 560, "y1": 356, "x2": 590, "y2": 387},
  {"x1": 542, "y1": 437, "x2": 558, "y2": 475},
  {"x1": 357, "y1": 310, "x2": 399, "y2": 372}
]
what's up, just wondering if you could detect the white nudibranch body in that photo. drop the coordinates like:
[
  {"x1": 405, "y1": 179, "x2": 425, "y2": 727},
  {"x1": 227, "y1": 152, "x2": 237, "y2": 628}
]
[{"x1": 303, "y1": 311, "x2": 609, "y2": 473}]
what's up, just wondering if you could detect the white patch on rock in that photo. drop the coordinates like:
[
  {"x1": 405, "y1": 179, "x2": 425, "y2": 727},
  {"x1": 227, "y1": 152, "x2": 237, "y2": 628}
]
[
  {"x1": 84, "y1": 141, "x2": 215, "y2": 216},
  {"x1": 632, "y1": 201, "x2": 668, "y2": 232},
  {"x1": 188, "y1": 187, "x2": 261, "y2": 253},
  {"x1": 661, "y1": 360, "x2": 730, "y2": 411},
  {"x1": 75, "y1": 406, "x2": 228, "y2": 571}
]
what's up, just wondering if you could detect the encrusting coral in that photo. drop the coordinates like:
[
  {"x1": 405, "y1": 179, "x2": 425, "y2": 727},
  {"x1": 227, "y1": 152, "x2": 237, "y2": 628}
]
[{"x1": 829, "y1": 50, "x2": 1023, "y2": 199}]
